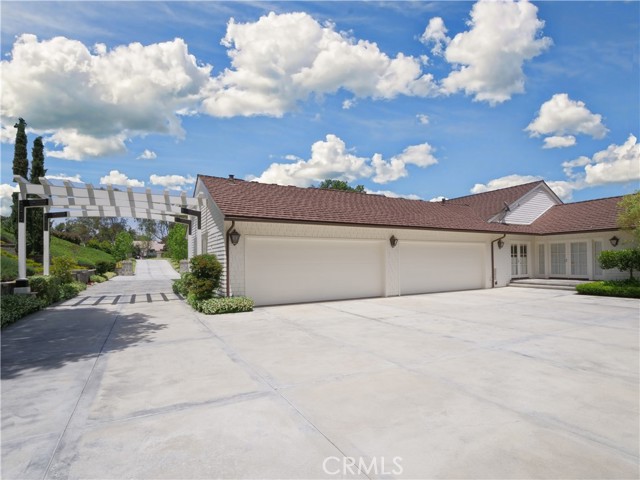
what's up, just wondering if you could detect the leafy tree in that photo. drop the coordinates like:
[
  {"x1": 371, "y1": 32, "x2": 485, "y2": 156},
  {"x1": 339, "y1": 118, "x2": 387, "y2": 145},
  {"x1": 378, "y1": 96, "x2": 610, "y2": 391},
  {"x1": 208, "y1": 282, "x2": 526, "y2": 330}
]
[
  {"x1": 598, "y1": 249, "x2": 640, "y2": 280},
  {"x1": 617, "y1": 191, "x2": 640, "y2": 245},
  {"x1": 112, "y1": 231, "x2": 134, "y2": 261},
  {"x1": 27, "y1": 136, "x2": 46, "y2": 255},
  {"x1": 135, "y1": 219, "x2": 169, "y2": 242},
  {"x1": 166, "y1": 223, "x2": 188, "y2": 261},
  {"x1": 317, "y1": 179, "x2": 365, "y2": 193},
  {"x1": 8, "y1": 118, "x2": 29, "y2": 234}
]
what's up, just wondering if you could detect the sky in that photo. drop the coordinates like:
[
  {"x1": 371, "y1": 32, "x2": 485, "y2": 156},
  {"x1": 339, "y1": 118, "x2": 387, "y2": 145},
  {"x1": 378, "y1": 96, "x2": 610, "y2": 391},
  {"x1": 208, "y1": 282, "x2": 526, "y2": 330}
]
[{"x1": 1, "y1": 0, "x2": 639, "y2": 216}]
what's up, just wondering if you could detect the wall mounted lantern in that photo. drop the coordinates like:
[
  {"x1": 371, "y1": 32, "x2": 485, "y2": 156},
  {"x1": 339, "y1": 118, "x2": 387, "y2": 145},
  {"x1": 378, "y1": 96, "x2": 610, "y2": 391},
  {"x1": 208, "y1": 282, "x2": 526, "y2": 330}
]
[
  {"x1": 229, "y1": 229, "x2": 241, "y2": 246},
  {"x1": 389, "y1": 235, "x2": 398, "y2": 248},
  {"x1": 609, "y1": 235, "x2": 619, "y2": 247},
  {"x1": 497, "y1": 239, "x2": 505, "y2": 249}
]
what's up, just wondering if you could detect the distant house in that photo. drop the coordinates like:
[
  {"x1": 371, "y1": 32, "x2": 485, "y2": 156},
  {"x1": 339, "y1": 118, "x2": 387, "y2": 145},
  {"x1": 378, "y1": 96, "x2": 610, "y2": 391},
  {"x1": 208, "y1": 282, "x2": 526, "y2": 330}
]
[
  {"x1": 133, "y1": 240, "x2": 164, "y2": 257},
  {"x1": 191, "y1": 175, "x2": 630, "y2": 306}
]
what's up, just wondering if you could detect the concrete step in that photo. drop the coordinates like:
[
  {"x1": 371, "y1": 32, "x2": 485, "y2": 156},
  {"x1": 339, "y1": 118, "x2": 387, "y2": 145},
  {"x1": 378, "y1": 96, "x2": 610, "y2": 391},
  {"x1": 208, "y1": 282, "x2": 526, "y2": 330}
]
[{"x1": 509, "y1": 278, "x2": 590, "y2": 291}]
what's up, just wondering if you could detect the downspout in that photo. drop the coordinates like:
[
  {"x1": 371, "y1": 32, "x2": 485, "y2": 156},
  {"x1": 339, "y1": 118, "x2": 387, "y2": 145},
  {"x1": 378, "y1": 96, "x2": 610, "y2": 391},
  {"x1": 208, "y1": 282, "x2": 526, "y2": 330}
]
[
  {"x1": 225, "y1": 220, "x2": 235, "y2": 297},
  {"x1": 491, "y1": 234, "x2": 507, "y2": 288}
]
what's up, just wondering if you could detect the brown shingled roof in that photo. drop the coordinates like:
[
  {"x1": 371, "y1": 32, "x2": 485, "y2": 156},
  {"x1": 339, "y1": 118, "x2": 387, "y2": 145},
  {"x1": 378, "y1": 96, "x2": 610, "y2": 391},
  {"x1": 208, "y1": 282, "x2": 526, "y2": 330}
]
[
  {"x1": 198, "y1": 175, "x2": 620, "y2": 236},
  {"x1": 447, "y1": 180, "x2": 547, "y2": 220},
  {"x1": 530, "y1": 196, "x2": 621, "y2": 235}
]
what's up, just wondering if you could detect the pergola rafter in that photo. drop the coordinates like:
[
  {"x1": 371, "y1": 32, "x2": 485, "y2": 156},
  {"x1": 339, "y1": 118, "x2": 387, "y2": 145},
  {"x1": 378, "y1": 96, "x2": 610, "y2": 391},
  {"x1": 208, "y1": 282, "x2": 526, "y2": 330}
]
[{"x1": 13, "y1": 176, "x2": 204, "y2": 289}]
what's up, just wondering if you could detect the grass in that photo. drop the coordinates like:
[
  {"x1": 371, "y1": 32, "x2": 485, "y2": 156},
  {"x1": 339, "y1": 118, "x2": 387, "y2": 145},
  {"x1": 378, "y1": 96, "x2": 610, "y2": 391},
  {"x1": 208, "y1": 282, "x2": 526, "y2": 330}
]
[
  {"x1": 576, "y1": 279, "x2": 640, "y2": 299},
  {"x1": 50, "y1": 237, "x2": 115, "y2": 269}
]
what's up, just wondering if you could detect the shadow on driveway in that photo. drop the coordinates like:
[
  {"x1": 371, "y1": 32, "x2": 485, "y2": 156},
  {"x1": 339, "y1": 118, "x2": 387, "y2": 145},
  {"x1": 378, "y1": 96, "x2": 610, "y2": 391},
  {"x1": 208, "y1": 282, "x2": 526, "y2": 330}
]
[{"x1": 1, "y1": 307, "x2": 166, "y2": 379}]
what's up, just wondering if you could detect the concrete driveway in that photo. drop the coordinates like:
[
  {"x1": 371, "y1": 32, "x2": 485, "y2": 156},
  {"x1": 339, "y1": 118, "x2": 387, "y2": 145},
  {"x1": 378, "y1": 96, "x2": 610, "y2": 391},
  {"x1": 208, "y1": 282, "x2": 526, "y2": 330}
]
[{"x1": 2, "y1": 261, "x2": 638, "y2": 479}]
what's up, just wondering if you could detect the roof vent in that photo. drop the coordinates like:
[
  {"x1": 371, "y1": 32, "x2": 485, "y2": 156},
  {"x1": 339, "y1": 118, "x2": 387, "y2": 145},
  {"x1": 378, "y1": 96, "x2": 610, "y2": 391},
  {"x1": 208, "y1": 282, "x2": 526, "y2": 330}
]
[
  {"x1": 228, "y1": 174, "x2": 235, "y2": 180},
  {"x1": 441, "y1": 198, "x2": 446, "y2": 204}
]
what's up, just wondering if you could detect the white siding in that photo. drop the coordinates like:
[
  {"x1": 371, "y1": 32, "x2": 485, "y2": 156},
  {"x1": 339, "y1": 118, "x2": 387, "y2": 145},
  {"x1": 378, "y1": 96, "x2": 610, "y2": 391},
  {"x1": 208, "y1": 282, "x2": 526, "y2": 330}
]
[{"x1": 503, "y1": 188, "x2": 557, "y2": 225}]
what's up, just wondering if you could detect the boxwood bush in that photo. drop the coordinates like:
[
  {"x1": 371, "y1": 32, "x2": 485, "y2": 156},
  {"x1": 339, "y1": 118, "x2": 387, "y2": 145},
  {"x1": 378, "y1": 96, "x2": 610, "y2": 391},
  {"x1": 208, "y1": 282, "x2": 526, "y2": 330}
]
[
  {"x1": 1, "y1": 295, "x2": 46, "y2": 327},
  {"x1": 576, "y1": 279, "x2": 640, "y2": 299},
  {"x1": 187, "y1": 295, "x2": 254, "y2": 315},
  {"x1": 90, "y1": 274, "x2": 107, "y2": 283},
  {"x1": 188, "y1": 254, "x2": 223, "y2": 300},
  {"x1": 103, "y1": 272, "x2": 117, "y2": 280}
]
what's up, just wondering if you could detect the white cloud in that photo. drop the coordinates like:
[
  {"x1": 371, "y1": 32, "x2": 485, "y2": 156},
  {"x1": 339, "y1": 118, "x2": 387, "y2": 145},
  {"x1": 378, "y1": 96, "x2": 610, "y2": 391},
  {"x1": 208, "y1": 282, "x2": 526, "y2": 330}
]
[
  {"x1": 201, "y1": 12, "x2": 438, "y2": 117},
  {"x1": 137, "y1": 149, "x2": 157, "y2": 160},
  {"x1": 250, "y1": 134, "x2": 438, "y2": 187},
  {"x1": 1, "y1": 124, "x2": 16, "y2": 144},
  {"x1": 99, "y1": 170, "x2": 144, "y2": 187},
  {"x1": 45, "y1": 173, "x2": 83, "y2": 183},
  {"x1": 366, "y1": 189, "x2": 421, "y2": 200},
  {"x1": 438, "y1": 0, "x2": 552, "y2": 105},
  {"x1": 149, "y1": 174, "x2": 195, "y2": 190},
  {"x1": 420, "y1": 17, "x2": 449, "y2": 56},
  {"x1": 561, "y1": 156, "x2": 591, "y2": 179},
  {"x1": 543, "y1": 135, "x2": 576, "y2": 149},
  {"x1": 429, "y1": 195, "x2": 447, "y2": 202},
  {"x1": 1, "y1": 34, "x2": 212, "y2": 160},
  {"x1": 416, "y1": 114, "x2": 430, "y2": 125},
  {"x1": 342, "y1": 99, "x2": 356, "y2": 110},
  {"x1": 526, "y1": 94, "x2": 608, "y2": 142},
  {"x1": 372, "y1": 143, "x2": 438, "y2": 183},
  {"x1": 471, "y1": 174, "x2": 541, "y2": 194},
  {"x1": 545, "y1": 180, "x2": 577, "y2": 201},
  {"x1": 0, "y1": 184, "x2": 18, "y2": 217},
  {"x1": 584, "y1": 134, "x2": 640, "y2": 186}
]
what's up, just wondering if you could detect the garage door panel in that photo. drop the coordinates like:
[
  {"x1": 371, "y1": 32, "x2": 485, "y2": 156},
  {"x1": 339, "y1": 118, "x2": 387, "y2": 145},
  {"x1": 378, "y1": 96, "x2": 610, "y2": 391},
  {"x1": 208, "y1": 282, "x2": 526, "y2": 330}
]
[
  {"x1": 245, "y1": 237, "x2": 384, "y2": 306},
  {"x1": 400, "y1": 242, "x2": 485, "y2": 295}
]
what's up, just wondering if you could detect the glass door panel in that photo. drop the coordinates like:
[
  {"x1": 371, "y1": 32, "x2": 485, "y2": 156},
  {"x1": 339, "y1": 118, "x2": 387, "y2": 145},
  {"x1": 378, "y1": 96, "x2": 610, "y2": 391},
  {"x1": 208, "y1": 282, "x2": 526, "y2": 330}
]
[
  {"x1": 550, "y1": 243, "x2": 566, "y2": 276},
  {"x1": 570, "y1": 242, "x2": 587, "y2": 277}
]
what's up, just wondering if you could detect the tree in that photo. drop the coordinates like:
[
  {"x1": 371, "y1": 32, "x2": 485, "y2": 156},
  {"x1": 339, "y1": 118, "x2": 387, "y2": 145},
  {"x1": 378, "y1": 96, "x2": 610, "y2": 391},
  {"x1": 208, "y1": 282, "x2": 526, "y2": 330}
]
[
  {"x1": 317, "y1": 179, "x2": 365, "y2": 193},
  {"x1": 598, "y1": 249, "x2": 640, "y2": 280},
  {"x1": 166, "y1": 223, "x2": 188, "y2": 261},
  {"x1": 8, "y1": 118, "x2": 29, "y2": 234},
  {"x1": 27, "y1": 137, "x2": 46, "y2": 255},
  {"x1": 135, "y1": 219, "x2": 169, "y2": 242},
  {"x1": 617, "y1": 191, "x2": 640, "y2": 245},
  {"x1": 112, "y1": 231, "x2": 134, "y2": 261}
]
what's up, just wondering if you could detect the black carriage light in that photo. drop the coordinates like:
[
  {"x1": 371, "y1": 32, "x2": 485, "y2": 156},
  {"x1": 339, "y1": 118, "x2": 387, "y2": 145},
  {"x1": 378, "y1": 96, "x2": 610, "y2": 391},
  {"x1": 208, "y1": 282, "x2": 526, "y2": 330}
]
[
  {"x1": 609, "y1": 235, "x2": 619, "y2": 247},
  {"x1": 497, "y1": 238, "x2": 505, "y2": 249},
  {"x1": 389, "y1": 235, "x2": 398, "y2": 248},
  {"x1": 229, "y1": 229, "x2": 241, "y2": 246}
]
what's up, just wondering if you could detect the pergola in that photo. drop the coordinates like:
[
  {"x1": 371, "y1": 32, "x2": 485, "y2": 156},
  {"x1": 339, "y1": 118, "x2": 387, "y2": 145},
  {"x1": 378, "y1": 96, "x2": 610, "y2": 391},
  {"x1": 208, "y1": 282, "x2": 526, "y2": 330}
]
[{"x1": 13, "y1": 175, "x2": 205, "y2": 289}]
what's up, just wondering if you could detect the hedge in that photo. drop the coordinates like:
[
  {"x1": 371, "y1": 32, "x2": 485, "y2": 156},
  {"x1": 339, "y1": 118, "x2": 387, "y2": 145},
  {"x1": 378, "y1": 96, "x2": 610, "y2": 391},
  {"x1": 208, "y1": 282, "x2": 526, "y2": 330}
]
[
  {"x1": 1, "y1": 295, "x2": 46, "y2": 327},
  {"x1": 59, "y1": 281, "x2": 87, "y2": 301},
  {"x1": 90, "y1": 274, "x2": 107, "y2": 283},
  {"x1": 103, "y1": 272, "x2": 117, "y2": 280},
  {"x1": 187, "y1": 295, "x2": 254, "y2": 315},
  {"x1": 576, "y1": 280, "x2": 640, "y2": 299}
]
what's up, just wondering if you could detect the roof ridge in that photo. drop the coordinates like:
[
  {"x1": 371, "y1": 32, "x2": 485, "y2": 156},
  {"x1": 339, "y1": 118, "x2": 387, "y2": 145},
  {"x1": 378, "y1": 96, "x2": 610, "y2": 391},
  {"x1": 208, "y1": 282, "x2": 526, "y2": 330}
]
[
  {"x1": 557, "y1": 195, "x2": 624, "y2": 206},
  {"x1": 448, "y1": 180, "x2": 544, "y2": 202}
]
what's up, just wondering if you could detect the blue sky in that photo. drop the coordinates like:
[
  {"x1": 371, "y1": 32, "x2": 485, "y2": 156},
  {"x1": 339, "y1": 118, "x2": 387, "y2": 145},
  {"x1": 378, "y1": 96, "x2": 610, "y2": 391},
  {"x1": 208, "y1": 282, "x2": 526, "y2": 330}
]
[{"x1": 1, "y1": 1, "x2": 638, "y2": 215}]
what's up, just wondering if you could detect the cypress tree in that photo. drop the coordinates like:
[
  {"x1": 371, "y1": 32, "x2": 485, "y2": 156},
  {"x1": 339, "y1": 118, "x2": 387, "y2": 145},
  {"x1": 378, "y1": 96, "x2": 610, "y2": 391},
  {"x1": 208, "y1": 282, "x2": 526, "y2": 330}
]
[
  {"x1": 13, "y1": 118, "x2": 28, "y2": 177},
  {"x1": 8, "y1": 118, "x2": 29, "y2": 235},
  {"x1": 27, "y1": 136, "x2": 47, "y2": 255}
]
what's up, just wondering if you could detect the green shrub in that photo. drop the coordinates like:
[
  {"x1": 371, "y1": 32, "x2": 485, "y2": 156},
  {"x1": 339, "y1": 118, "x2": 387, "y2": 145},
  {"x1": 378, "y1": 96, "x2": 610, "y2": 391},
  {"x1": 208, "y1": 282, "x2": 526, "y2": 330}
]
[
  {"x1": 1, "y1": 294, "x2": 46, "y2": 327},
  {"x1": 172, "y1": 273, "x2": 191, "y2": 296},
  {"x1": 103, "y1": 272, "x2": 117, "y2": 280},
  {"x1": 51, "y1": 256, "x2": 75, "y2": 284},
  {"x1": 188, "y1": 254, "x2": 222, "y2": 300},
  {"x1": 59, "y1": 281, "x2": 87, "y2": 301},
  {"x1": 190, "y1": 296, "x2": 254, "y2": 315},
  {"x1": 90, "y1": 274, "x2": 107, "y2": 283},
  {"x1": 29, "y1": 275, "x2": 61, "y2": 304},
  {"x1": 576, "y1": 279, "x2": 640, "y2": 299},
  {"x1": 95, "y1": 260, "x2": 116, "y2": 275}
]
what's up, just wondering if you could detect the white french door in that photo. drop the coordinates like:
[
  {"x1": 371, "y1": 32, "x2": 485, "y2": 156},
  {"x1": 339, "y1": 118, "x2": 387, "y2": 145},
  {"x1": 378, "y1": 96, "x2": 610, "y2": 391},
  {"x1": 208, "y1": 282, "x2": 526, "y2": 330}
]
[
  {"x1": 511, "y1": 244, "x2": 529, "y2": 278},
  {"x1": 550, "y1": 241, "x2": 588, "y2": 278}
]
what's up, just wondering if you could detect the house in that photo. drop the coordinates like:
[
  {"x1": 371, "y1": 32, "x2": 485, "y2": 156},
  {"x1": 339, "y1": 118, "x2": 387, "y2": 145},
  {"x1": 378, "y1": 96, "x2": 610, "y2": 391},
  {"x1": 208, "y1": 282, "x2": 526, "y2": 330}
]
[{"x1": 191, "y1": 174, "x2": 630, "y2": 306}]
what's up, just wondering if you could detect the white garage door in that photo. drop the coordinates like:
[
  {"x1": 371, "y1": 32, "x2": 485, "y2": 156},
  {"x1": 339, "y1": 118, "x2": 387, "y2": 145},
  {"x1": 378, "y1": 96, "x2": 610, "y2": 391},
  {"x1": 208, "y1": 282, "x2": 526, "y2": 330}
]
[
  {"x1": 245, "y1": 237, "x2": 384, "y2": 306},
  {"x1": 400, "y1": 242, "x2": 485, "y2": 295}
]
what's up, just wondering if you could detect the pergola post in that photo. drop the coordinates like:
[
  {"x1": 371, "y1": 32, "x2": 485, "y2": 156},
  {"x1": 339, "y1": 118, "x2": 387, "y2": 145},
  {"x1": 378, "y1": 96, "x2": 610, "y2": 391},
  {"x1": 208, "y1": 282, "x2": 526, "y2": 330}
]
[
  {"x1": 16, "y1": 200, "x2": 28, "y2": 292},
  {"x1": 43, "y1": 212, "x2": 50, "y2": 276}
]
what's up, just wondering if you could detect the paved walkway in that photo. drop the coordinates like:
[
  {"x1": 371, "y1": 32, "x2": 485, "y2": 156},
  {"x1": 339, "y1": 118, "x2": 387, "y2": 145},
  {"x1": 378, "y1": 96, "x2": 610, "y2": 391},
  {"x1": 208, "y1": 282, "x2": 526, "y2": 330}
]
[
  {"x1": 60, "y1": 259, "x2": 182, "y2": 307},
  {"x1": 2, "y1": 274, "x2": 638, "y2": 479}
]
